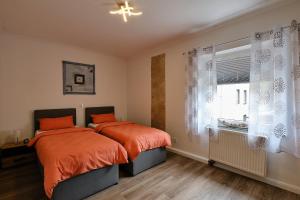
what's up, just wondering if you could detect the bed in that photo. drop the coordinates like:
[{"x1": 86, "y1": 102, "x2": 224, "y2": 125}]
[
  {"x1": 85, "y1": 106, "x2": 170, "y2": 176},
  {"x1": 31, "y1": 108, "x2": 128, "y2": 200}
]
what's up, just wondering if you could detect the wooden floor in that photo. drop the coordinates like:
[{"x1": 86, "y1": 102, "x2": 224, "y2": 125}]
[{"x1": 0, "y1": 153, "x2": 299, "y2": 200}]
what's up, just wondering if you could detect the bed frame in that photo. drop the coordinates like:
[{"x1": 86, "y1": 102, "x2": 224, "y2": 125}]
[
  {"x1": 33, "y1": 108, "x2": 119, "y2": 200},
  {"x1": 85, "y1": 106, "x2": 167, "y2": 176}
]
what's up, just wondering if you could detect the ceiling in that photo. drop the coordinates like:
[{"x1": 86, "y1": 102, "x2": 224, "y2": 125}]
[{"x1": 0, "y1": 0, "x2": 287, "y2": 58}]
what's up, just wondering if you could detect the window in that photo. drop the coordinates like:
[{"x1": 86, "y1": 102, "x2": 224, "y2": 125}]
[
  {"x1": 236, "y1": 89, "x2": 240, "y2": 104},
  {"x1": 216, "y1": 45, "x2": 250, "y2": 125},
  {"x1": 243, "y1": 90, "x2": 247, "y2": 105}
]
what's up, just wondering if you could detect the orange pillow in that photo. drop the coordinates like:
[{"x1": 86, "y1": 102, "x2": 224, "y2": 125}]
[
  {"x1": 39, "y1": 116, "x2": 75, "y2": 131},
  {"x1": 91, "y1": 113, "x2": 116, "y2": 124}
]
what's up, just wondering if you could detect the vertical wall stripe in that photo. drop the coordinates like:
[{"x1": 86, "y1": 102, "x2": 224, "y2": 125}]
[{"x1": 151, "y1": 54, "x2": 166, "y2": 130}]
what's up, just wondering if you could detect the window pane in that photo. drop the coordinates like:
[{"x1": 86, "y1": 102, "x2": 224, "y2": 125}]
[
  {"x1": 216, "y1": 45, "x2": 250, "y2": 122},
  {"x1": 237, "y1": 89, "x2": 240, "y2": 104},
  {"x1": 244, "y1": 90, "x2": 247, "y2": 105},
  {"x1": 217, "y1": 83, "x2": 249, "y2": 121}
]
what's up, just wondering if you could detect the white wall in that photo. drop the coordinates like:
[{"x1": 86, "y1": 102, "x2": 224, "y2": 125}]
[
  {"x1": 0, "y1": 32, "x2": 127, "y2": 144},
  {"x1": 217, "y1": 83, "x2": 249, "y2": 121},
  {"x1": 127, "y1": 0, "x2": 300, "y2": 193}
]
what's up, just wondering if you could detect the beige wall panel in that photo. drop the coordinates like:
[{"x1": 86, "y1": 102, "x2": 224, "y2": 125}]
[{"x1": 151, "y1": 54, "x2": 166, "y2": 130}]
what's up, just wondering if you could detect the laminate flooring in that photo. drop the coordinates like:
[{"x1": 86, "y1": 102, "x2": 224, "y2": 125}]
[{"x1": 0, "y1": 153, "x2": 299, "y2": 200}]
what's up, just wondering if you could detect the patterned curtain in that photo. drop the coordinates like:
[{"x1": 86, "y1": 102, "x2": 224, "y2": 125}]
[
  {"x1": 248, "y1": 20, "x2": 300, "y2": 157},
  {"x1": 185, "y1": 46, "x2": 218, "y2": 136}
]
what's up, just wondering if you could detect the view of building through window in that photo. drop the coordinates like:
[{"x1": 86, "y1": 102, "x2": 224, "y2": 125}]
[
  {"x1": 216, "y1": 45, "x2": 250, "y2": 124},
  {"x1": 217, "y1": 83, "x2": 249, "y2": 121}
]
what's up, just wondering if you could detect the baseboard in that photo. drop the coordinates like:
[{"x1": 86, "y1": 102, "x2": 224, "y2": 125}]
[
  {"x1": 166, "y1": 147, "x2": 209, "y2": 164},
  {"x1": 166, "y1": 147, "x2": 300, "y2": 195},
  {"x1": 214, "y1": 162, "x2": 300, "y2": 195}
]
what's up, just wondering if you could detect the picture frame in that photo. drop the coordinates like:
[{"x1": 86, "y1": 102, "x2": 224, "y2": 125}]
[{"x1": 63, "y1": 61, "x2": 95, "y2": 95}]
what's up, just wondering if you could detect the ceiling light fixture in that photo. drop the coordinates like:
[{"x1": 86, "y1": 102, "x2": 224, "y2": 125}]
[{"x1": 109, "y1": 1, "x2": 142, "y2": 22}]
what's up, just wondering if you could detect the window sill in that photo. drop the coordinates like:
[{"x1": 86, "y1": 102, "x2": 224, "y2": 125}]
[
  {"x1": 209, "y1": 126, "x2": 248, "y2": 137},
  {"x1": 209, "y1": 127, "x2": 267, "y2": 141},
  {"x1": 217, "y1": 126, "x2": 248, "y2": 134}
]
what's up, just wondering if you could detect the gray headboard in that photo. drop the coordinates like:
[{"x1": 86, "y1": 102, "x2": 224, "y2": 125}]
[
  {"x1": 33, "y1": 108, "x2": 76, "y2": 131},
  {"x1": 85, "y1": 106, "x2": 114, "y2": 127}
]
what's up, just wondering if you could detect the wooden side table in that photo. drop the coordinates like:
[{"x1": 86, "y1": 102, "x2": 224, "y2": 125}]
[{"x1": 0, "y1": 143, "x2": 35, "y2": 169}]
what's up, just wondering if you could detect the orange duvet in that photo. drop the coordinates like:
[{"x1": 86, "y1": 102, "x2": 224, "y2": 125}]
[
  {"x1": 94, "y1": 121, "x2": 171, "y2": 160},
  {"x1": 28, "y1": 127, "x2": 128, "y2": 199}
]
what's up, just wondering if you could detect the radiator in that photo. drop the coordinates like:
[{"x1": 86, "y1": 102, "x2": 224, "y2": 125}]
[{"x1": 209, "y1": 129, "x2": 267, "y2": 177}]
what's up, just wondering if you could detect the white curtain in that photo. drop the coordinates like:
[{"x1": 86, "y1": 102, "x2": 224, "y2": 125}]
[
  {"x1": 185, "y1": 46, "x2": 218, "y2": 136},
  {"x1": 248, "y1": 20, "x2": 300, "y2": 157}
]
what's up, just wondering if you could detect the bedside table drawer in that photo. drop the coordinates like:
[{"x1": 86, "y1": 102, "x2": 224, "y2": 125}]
[{"x1": 1, "y1": 153, "x2": 36, "y2": 168}]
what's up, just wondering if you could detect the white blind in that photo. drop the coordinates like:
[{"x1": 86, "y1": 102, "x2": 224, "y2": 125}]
[{"x1": 216, "y1": 48, "x2": 250, "y2": 84}]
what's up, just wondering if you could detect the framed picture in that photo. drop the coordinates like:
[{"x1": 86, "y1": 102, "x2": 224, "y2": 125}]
[{"x1": 63, "y1": 61, "x2": 95, "y2": 95}]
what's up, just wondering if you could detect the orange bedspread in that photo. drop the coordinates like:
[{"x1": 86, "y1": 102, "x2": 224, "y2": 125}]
[
  {"x1": 94, "y1": 122, "x2": 171, "y2": 160},
  {"x1": 28, "y1": 127, "x2": 128, "y2": 199}
]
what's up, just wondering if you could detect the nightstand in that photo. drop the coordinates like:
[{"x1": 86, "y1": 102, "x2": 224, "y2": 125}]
[{"x1": 0, "y1": 143, "x2": 36, "y2": 169}]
